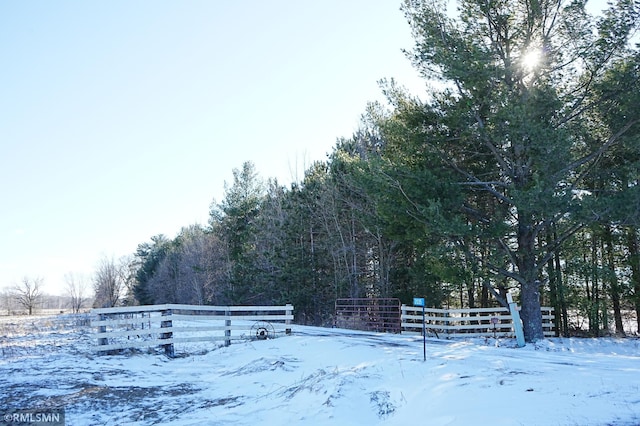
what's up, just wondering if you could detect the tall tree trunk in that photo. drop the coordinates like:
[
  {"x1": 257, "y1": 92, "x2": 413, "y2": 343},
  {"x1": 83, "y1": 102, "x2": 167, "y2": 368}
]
[
  {"x1": 582, "y1": 249, "x2": 593, "y2": 333},
  {"x1": 627, "y1": 227, "x2": 640, "y2": 334},
  {"x1": 517, "y1": 216, "x2": 544, "y2": 342},
  {"x1": 467, "y1": 279, "x2": 476, "y2": 309},
  {"x1": 520, "y1": 281, "x2": 544, "y2": 341},
  {"x1": 553, "y1": 244, "x2": 569, "y2": 336},
  {"x1": 480, "y1": 247, "x2": 490, "y2": 308},
  {"x1": 603, "y1": 225, "x2": 625, "y2": 336},
  {"x1": 350, "y1": 212, "x2": 359, "y2": 298},
  {"x1": 590, "y1": 233, "x2": 601, "y2": 336},
  {"x1": 480, "y1": 278, "x2": 489, "y2": 308},
  {"x1": 546, "y1": 229, "x2": 569, "y2": 336}
]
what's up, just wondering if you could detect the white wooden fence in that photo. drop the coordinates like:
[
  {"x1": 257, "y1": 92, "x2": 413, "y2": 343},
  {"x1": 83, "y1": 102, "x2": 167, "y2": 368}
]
[
  {"x1": 401, "y1": 305, "x2": 555, "y2": 338},
  {"x1": 91, "y1": 304, "x2": 293, "y2": 356}
]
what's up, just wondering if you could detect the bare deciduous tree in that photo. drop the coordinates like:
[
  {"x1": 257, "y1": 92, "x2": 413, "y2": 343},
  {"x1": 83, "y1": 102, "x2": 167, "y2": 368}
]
[
  {"x1": 64, "y1": 272, "x2": 88, "y2": 313},
  {"x1": 13, "y1": 277, "x2": 42, "y2": 315},
  {"x1": 93, "y1": 256, "x2": 127, "y2": 308},
  {"x1": 0, "y1": 287, "x2": 17, "y2": 315}
]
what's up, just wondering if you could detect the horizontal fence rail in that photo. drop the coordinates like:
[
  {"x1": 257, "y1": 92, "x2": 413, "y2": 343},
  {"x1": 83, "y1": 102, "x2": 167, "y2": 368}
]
[
  {"x1": 401, "y1": 305, "x2": 555, "y2": 339},
  {"x1": 91, "y1": 304, "x2": 293, "y2": 356}
]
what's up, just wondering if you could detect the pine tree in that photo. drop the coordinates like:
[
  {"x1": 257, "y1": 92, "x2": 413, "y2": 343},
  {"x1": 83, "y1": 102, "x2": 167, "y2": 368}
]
[{"x1": 370, "y1": 0, "x2": 640, "y2": 341}]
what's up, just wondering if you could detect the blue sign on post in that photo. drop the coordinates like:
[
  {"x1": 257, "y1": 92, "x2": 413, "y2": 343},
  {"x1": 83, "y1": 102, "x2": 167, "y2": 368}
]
[{"x1": 413, "y1": 297, "x2": 427, "y2": 361}]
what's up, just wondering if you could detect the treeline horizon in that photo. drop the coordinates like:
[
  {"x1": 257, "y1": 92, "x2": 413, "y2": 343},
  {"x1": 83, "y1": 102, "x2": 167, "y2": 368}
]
[{"x1": 91, "y1": 0, "x2": 639, "y2": 342}]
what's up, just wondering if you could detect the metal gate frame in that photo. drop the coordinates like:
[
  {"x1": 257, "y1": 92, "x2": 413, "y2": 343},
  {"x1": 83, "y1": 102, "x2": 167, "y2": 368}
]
[{"x1": 334, "y1": 298, "x2": 401, "y2": 333}]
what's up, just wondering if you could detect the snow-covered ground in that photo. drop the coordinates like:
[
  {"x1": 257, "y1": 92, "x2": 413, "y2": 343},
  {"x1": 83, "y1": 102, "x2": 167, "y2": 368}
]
[{"x1": 1, "y1": 314, "x2": 639, "y2": 426}]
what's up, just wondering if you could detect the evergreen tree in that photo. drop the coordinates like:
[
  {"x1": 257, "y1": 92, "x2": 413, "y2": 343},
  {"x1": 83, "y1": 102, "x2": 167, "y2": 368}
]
[
  {"x1": 209, "y1": 162, "x2": 265, "y2": 304},
  {"x1": 367, "y1": 0, "x2": 640, "y2": 341},
  {"x1": 133, "y1": 234, "x2": 170, "y2": 305}
]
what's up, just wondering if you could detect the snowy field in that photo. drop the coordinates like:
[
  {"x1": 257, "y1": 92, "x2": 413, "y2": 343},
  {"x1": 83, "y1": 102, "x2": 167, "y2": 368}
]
[{"x1": 1, "y1": 314, "x2": 639, "y2": 426}]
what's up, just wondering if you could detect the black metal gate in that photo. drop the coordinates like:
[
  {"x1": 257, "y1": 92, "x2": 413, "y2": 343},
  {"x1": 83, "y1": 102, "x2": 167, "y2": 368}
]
[{"x1": 334, "y1": 298, "x2": 401, "y2": 333}]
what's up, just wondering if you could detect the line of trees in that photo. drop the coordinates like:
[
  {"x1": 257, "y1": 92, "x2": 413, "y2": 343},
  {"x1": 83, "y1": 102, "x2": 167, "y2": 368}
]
[
  {"x1": 124, "y1": 0, "x2": 639, "y2": 342},
  {"x1": 0, "y1": 257, "x2": 131, "y2": 315},
  {"x1": 0, "y1": 275, "x2": 90, "y2": 315}
]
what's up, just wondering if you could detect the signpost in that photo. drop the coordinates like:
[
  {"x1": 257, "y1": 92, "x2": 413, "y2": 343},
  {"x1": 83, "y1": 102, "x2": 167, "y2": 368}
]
[
  {"x1": 490, "y1": 316, "x2": 499, "y2": 339},
  {"x1": 413, "y1": 297, "x2": 426, "y2": 361}
]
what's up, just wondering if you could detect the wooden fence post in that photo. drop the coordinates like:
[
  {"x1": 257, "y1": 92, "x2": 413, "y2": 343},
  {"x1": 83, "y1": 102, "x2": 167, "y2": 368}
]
[
  {"x1": 98, "y1": 313, "x2": 108, "y2": 354},
  {"x1": 444, "y1": 310, "x2": 450, "y2": 336},
  {"x1": 285, "y1": 304, "x2": 292, "y2": 335},
  {"x1": 161, "y1": 308, "x2": 175, "y2": 357},
  {"x1": 225, "y1": 308, "x2": 231, "y2": 347}
]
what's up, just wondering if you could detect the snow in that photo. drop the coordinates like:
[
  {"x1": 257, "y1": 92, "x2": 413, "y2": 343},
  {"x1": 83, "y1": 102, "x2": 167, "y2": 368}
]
[{"x1": 1, "y1": 315, "x2": 640, "y2": 426}]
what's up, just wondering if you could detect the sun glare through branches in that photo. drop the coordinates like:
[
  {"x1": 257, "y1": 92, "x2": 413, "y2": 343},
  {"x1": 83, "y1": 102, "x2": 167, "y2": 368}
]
[{"x1": 520, "y1": 48, "x2": 542, "y2": 72}]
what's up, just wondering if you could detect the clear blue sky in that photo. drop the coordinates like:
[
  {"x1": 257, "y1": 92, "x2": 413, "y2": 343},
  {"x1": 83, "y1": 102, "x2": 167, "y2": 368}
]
[{"x1": 1, "y1": 1, "x2": 426, "y2": 295}]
